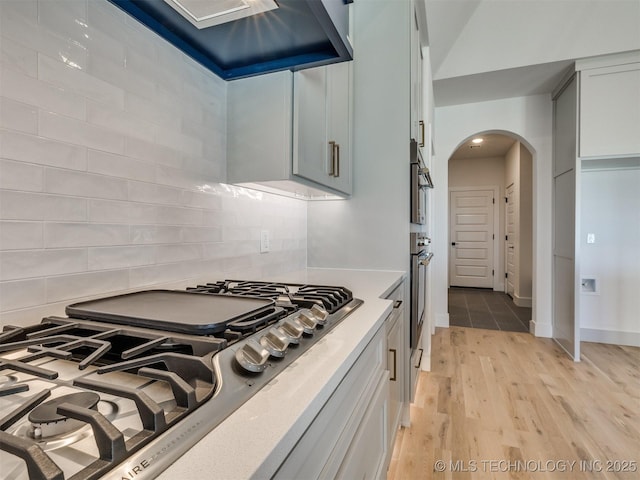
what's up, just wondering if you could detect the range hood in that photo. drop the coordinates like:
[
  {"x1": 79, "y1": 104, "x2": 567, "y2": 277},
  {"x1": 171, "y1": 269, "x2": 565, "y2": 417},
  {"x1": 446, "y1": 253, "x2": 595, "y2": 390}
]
[{"x1": 107, "y1": 0, "x2": 353, "y2": 80}]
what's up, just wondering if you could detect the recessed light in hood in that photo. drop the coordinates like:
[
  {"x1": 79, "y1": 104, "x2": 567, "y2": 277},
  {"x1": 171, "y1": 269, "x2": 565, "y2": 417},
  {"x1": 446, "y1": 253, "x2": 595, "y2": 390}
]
[{"x1": 164, "y1": 0, "x2": 279, "y2": 29}]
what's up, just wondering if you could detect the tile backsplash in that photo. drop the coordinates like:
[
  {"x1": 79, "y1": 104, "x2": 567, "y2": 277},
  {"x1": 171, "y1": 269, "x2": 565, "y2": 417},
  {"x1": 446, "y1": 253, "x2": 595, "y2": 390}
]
[{"x1": 0, "y1": 0, "x2": 307, "y2": 326}]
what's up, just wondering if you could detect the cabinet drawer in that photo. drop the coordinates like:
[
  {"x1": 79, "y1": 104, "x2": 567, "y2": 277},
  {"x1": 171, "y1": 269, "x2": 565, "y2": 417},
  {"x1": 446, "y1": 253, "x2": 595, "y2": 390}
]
[
  {"x1": 335, "y1": 370, "x2": 389, "y2": 480},
  {"x1": 274, "y1": 326, "x2": 385, "y2": 479}
]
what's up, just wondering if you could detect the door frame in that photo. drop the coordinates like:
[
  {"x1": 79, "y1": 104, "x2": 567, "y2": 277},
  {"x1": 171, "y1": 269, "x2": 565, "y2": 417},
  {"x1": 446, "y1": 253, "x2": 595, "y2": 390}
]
[
  {"x1": 504, "y1": 182, "x2": 515, "y2": 296},
  {"x1": 448, "y1": 185, "x2": 501, "y2": 291}
]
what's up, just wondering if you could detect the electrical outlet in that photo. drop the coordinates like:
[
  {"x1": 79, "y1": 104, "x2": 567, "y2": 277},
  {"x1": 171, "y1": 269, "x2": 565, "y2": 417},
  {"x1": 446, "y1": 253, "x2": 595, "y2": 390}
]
[
  {"x1": 587, "y1": 233, "x2": 595, "y2": 244},
  {"x1": 260, "y1": 230, "x2": 270, "y2": 253}
]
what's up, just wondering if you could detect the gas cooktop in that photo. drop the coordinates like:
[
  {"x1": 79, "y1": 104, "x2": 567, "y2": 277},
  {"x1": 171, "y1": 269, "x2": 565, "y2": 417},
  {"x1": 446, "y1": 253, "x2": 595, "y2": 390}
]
[{"x1": 0, "y1": 280, "x2": 362, "y2": 480}]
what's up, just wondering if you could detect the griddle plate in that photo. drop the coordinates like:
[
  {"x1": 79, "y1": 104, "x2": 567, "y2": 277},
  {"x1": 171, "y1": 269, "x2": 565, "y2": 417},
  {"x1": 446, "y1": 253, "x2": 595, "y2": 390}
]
[{"x1": 65, "y1": 290, "x2": 276, "y2": 335}]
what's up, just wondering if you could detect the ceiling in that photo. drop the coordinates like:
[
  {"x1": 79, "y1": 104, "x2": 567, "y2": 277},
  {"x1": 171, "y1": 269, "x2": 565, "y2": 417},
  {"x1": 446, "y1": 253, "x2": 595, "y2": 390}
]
[
  {"x1": 450, "y1": 134, "x2": 517, "y2": 160},
  {"x1": 433, "y1": 60, "x2": 573, "y2": 107},
  {"x1": 423, "y1": 0, "x2": 640, "y2": 107}
]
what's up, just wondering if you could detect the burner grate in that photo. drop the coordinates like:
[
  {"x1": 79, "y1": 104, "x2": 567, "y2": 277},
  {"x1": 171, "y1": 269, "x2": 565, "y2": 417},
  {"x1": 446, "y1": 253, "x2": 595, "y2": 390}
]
[{"x1": 186, "y1": 281, "x2": 354, "y2": 314}]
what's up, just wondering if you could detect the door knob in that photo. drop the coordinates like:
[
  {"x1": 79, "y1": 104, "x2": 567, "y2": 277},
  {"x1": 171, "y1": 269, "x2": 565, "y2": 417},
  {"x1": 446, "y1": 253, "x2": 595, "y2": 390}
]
[{"x1": 451, "y1": 242, "x2": 456, "y2": 246}]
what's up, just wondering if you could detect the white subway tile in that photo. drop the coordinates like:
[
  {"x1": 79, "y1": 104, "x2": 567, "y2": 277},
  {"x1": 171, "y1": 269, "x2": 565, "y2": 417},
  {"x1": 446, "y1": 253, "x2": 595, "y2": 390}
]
[
  {"x1": 0, "y1": 130, "x2": 87, "y2": 170},
  {"x1": 0, "y1": 191, "x2": 87, "y2": 221},
  {"x1": 124, "y1": 137, "x2": 182, "y2": 168},
  {"x1": 46, "y1": 269, "x2": 129, "y2": 303},
  {"x1": 0, "y1": 159, "x2": 44, "y2": 192},
  {"x1": 155, "y1": 165, "x2": 201, "y2": 190},
  {"x1": 0, "y1": 221, "x2": 43, "y2": 250},
  {"x1": 39, "y1": 110, "x2": 125, "y2": 155},
  {"x1": 130, "y1": 225, "x2": 182, "y2": 245},
  {"x1": 127, "y1": 180, "x2": 181, "y2": 205},
  {"x1": 1, "y1": 37, "x2": 38, "y2": 77},
  {"x1": 0, "y1": 278, "x2": 46, "y2": 311},
  {"x1": 2, "y1": 66, "x2": 87, "y2": 119},
  {"x1": 0, "y1": 97, "x2": 38, "y2": 134},
  {"x1": 201, "y1": 242, "x2": 234, "y2": 261},
  {"x1": 154, "y1": 125, "x2": 202, "y2": 157},
  {"x1": 44, "y1": 222, "x2": 130, "y2": 248},
  {"x1": 86, "y1": 101, "x2": 155, "y2": 143},
  {"x1": 181, "y1": 190, "x2": 223, "y2": 210},
  {"x1": 88, "y1": 149, "x2": 155, "y2": 183},
  {"x1": 86, "y1": 0, "x2": 128, "y2": 41},
  {"x1": 0, "y1": 248, "x2": 87, "y2": 281},
  {"x1": 0, "y1": 0, "x2": 37, "y2": 23},
  {"x1": 125, "y1": 92, "x2": 181, "y2": 129},
  {"x1": 38, "y1": 53, "x2": 124, "y2": 108},
  {"x1": 85, "y1": 28, "x2": 125, "y2": 66},
  {"x1": 37, "y1": 0, "x2": 88, "y2": 48},
  {"x1": 127, "y1": 48, "x2": 181, "y2": 96},
  {"x1": 46, "y1": 168, "x2": 128, "y2": 200},
  {"x1": 87, "y1": 53, "x2": 155, "y2": 100},
  {"x1": 88, "y1": 245, "x2": 154, "y2": 270},
  {"x1": 154, "y1": 244, "x2": 202, "y2": 264},
  {"x1": 3, "y1": 7, "x2": 88, "y2": 72},
  {"x1": 128, "y1": 263, "x2": 187, "y2": 289},
  {"x1": 155, "y1": 206, "x2": 203, "y2": 226},
  {"x1": 122, "y1": 23, "x2": 158, "y2": 64},
  {"x1": 88, "y1": 199, "x2": 158, "y2": 224},
  {"x1": 181, "y1": 226, "x2": 223, "y2": 243}
]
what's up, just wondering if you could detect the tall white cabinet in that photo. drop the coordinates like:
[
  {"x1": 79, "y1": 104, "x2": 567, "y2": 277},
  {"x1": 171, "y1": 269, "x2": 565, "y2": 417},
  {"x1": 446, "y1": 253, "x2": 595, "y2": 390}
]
[{"x1": 552, "y1": 50, "x2": 640, "y2": 357}]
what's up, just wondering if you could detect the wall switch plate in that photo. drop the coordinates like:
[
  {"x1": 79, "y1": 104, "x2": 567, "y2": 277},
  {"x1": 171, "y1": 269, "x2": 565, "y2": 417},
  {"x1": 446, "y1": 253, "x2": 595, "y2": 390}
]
[
  {"x1": 587, "y1": 233, "x2": 595, "y2": 244},
  {"x1": 260, "y1": 230, "x2": 270, "y2": 253}
]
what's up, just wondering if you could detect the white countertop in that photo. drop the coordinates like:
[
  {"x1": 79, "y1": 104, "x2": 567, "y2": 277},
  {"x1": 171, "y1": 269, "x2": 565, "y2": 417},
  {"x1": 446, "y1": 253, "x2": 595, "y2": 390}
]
[{"x1": 157, "y1": 268, "x2": 405, "y2": 480}]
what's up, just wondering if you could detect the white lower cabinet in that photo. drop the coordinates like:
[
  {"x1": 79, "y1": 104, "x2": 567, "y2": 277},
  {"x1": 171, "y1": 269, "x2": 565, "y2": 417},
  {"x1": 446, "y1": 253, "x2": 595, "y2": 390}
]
[
  {"x1": 274, "y1": 326, "x2": 388, "y2": 480},
  {"x1": 384, "y1": 281, "x2": 405, "y2": 469}
]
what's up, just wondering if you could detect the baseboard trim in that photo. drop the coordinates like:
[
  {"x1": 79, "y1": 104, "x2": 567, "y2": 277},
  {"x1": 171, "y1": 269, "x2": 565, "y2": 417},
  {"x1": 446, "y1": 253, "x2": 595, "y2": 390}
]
[
  {"x1": 435, "y1": 313, "x2": 449, "y2": 328},
  {"x1": 531, "y1": 320, "x2": 552, "y2": 338},
  {"x1": 581, "y1": 328, "x2": 640, "y2": 347},
  {"x1": 513, "y1": 294, "x2": 532, "y2": 308}
]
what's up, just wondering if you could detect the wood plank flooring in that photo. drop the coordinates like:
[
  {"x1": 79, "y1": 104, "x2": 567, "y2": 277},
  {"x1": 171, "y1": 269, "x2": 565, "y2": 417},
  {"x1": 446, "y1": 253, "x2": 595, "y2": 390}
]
[{"x1": 388, "y1": 327, "x2": 640, "y2": 479}]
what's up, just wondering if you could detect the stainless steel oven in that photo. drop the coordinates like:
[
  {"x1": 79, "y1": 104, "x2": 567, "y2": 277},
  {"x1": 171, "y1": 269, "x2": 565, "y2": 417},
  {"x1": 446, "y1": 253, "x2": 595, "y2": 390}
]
[
  {"x1": 410, "y1": 233, "x2": 432, "y2": 399},
  {"x1": 410, "y1": 139, "x2": 433, "y2": 225}
]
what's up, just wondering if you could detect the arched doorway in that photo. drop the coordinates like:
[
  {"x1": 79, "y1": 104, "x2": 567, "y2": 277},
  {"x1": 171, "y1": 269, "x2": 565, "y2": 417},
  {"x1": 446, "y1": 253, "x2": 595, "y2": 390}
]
[{"x1": 447, "y1": 132, "x2": 533, "y2": 332}]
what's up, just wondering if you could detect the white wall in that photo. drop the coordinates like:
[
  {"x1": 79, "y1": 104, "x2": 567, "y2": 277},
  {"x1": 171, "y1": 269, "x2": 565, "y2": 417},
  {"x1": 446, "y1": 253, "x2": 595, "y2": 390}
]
[
  {"x1": 307, "y1": 0, "x2": 411, "y2": 271},
  {"x1": 580, "y1": 168, "x2": 640, "y2": 346},
  {"x1": 433, "y1": 94, "x2": 553, "y2": 336},
  {"x1": 0, "y1": 0, "x2": 306, "y2": 327}
]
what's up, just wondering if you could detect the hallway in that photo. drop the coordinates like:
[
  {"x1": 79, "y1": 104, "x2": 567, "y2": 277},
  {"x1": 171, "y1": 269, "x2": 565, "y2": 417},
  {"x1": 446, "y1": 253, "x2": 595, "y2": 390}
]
[{"x1": 448, "y1": 287, "x2": 531, "y2": 332}]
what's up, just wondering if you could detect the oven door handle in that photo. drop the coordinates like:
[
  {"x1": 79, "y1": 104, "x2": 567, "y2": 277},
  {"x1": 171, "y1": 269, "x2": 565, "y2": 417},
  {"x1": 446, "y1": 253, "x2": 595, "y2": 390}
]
[{"x1": 418, "y1": 252, "x2": 433, "y2": 266}]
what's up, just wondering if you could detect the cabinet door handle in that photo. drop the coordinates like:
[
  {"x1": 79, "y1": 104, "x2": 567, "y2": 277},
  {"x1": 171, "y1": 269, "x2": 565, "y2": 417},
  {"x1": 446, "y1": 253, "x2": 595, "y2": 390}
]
[
  {"x1": 389, "y1": 348, "x2": 397, "y2": 381},
  {"x1": 328, "y1": 141, "x2": 336, "y2": 176},
  {"x1": 419, "y1": 120, "x2": 425, "y2": 147},
  {"x1": 393, "y1": 300, "x2": 402, "y2": 309},
  {"x1": 414, "y1": 348, "x2": 423, "y2": 369},
  {"x1": 335, "y1": 143, "x2": 340, "y2": 178}
]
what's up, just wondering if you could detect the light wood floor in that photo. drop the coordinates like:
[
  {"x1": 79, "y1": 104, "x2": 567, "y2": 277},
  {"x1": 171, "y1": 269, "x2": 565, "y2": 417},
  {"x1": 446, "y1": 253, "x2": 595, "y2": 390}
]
[{"x1": 388, "y1": 327, "x2": 640, "y2": 479}]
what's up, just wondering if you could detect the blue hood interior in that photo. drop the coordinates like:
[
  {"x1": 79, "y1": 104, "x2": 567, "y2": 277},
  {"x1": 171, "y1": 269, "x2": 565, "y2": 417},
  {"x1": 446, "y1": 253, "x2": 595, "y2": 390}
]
[{"x1": 107, "y1": 0, "x2": 353, "y2": 80}]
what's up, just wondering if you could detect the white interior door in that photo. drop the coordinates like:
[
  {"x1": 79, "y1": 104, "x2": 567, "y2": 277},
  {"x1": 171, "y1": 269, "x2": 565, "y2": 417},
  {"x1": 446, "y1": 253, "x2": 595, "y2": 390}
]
[
  {"x1": 505, "y1": 184, "x2": 516, "y2": 297},
  {"x1": 449, "y1": 189, "x2": 495, "y2": 288}
]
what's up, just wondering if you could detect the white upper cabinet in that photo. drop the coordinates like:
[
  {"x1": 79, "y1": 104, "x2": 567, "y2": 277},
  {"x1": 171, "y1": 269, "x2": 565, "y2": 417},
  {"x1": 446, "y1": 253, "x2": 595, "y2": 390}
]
[
  {"x1": 227, "y1": 62, "x2": 353, "y2": 199},
  {"x1": 578, "y1": 52, "x2": 640, "y2": 159},
  {"x1": 410, "y1": 3, "x2": 424, "y2": 150},
  {"x1": 294, "y1": 62, "x2": 353, "y2": 195}
]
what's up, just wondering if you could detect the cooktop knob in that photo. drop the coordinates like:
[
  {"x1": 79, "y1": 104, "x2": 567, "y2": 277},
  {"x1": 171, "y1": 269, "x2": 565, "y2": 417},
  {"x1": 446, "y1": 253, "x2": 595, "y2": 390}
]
[
  {"x1": 279, "y1": 319, "x2": 304, "y2": 344},
  {"x1": 309, "y1": 305, "x2": 329, "y2": 325},
  {"x1": 235, "y1": 339, "x2": 270, "y2": 373},
  {"x1": 296, "y1": 311, "x2": 317, "y2": 334},
  {"x1": 260, "y1": 328, "x2": 290, "y2": 357}
]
